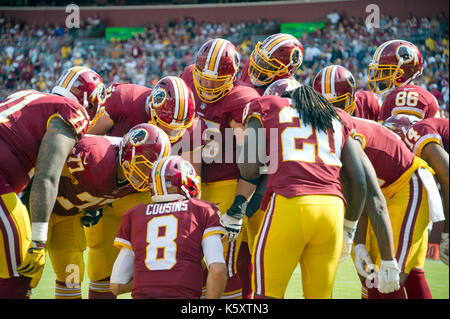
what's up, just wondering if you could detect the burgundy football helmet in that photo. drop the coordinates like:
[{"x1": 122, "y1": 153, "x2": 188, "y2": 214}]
[
  {"x1": 248, "y1": 33, "x2": 303, "y2": 86},
  {"x1": 150, "y1": 155, "x2": 201, "y2": 203},
  {"x1": 193, "y1": 38, "x2": 240, "y2": 103},
  {"x1": 382, "y1": 114, "x2": 418, "y2": 140},
  {"x1": 263, "y1": 77, "x2": 301, "y2": 96},
  {"x1": 52, "y1": 66, "x2": 106, "y2": 125},
  {"x1": 147, "y1": 76, "x2": 195, "y2": 143},
  {"x1": 119, "y1": 123, "x2": 172, "y2": 192},
  {"x1": 367, "y1": 39, "x2": 423, "y2": 98},
  {"x1": 313, "y1": 65, "x2": 357, "y2": 115}
]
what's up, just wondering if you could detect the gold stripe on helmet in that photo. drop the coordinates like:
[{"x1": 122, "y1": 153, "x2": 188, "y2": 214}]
[
  {"x1": 173, "y1": 77, "x2": 186, "y2": 124},
  {"x1": 207, "y1": 39, "x2": 225, "y2": 72},
  {"x1": 324, "y1": 66, "x2": 333, "y2": 94},
  {"x1": 154, "y1": 157, "x2": 167, "y2": 196},
  {"x1": 61, "y1": 67, "x2": 85, "y2": 88},
  {"x1": 265, "y1": 34, "x2": 295, "y2": 53}
]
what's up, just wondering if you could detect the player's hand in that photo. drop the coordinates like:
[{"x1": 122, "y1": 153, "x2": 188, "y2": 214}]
[
  {"x1": 220, "y1": 213, "x2": 243, "y2": 243},
  {"x1": 439, "y1": 233, "x2": 449, "y2": 266},
  {"x1": 81, "y1": 209, "x2": 103, "y2": 227},
  {"x1": 340, "y1": 220, "x2": 357, "y2": 263},
  {"x1": 378, "y1": 259, "x2": 401, "y2": 294},
  {"x1": 353, "y1": 244, "x2": 375, "y2": 278},
  {"x1": 17, "y1": 241, "x2": 47, "y2": 276}
]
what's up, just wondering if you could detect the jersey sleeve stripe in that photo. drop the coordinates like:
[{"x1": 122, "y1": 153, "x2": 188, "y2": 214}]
[
  {"x1": 203, "y1": 226, "x2": 225, "y2": 240},
  {"x1": 413, "y1": 133, "x2": 442, "y2": 156},
  {"x1": 113, "y1": 238, "x2": 133, "y2": 251}
]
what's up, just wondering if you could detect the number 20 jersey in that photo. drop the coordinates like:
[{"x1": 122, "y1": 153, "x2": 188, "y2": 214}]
[
  {"x1": 245, "y1": 95, "x2": 353, "y2": 204},
  {"x1": 114, "y1": 198, "x2": 225, "y2": 299},
  {"x1": 0, "y1": 90, "x2": 89, "y2": 193}
]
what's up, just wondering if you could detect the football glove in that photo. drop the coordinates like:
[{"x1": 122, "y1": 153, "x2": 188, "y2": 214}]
[
  {"x1": 81, "y1": 209, "x2": 103, "y2": 227},
  {"x1": 226, "y1": 195, "x2": 248, "y2": 220},
  {"x1": 220, "y1": 213, "x2": 243, "y2": 243},
  {"x1": 377, "y1": 259, "x2": 401, "y2": 294},
  {"x1": 339, "y1": 219, "x2": 357, "y2": 263},
  {"x1": 439, "y1": 233, "x2": 449, "y2": 266},
  {"x1": 17, "y1": 241, "x2": 47, "y2": 276},
  {"x1": 353, "y1": 244, "x2": 375, "y2": 278}
]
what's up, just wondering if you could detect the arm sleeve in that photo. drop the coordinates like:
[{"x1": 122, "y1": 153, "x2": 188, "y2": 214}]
[
  {"x1": 110, "y1": 247, "x2": 135, "y2": 284},
  {"x1": 202, "y1": 234, "x2": 225, "y2": 268}
]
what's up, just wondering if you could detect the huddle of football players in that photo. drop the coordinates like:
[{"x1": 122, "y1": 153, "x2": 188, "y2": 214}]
[{"x1": 0, "y1": 33, "x2": 448, "y2": 300}]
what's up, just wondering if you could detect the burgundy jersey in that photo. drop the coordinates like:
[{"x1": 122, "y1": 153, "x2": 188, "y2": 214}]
[
  {"x1": 181, "y1": 64, "x2": 261, "y2": 182},
  {"x1": 404, "y1": 118, "x2": 449, "y2": 156},
  {"x1": 349, "y1": 117, "x2": 415, "y2": 188},
  {"x1": 353, "y1": 90, "x2": 382, "y2": 121},
  {"x1": 239, "y1": 59, "x2": 266, "y2": 96},
  {"x1": 245, "y1": 95, "x2": 353, "y2": 208},
  {"x1": 114, "y1": 198, "x2": 225, "y2": 299},
  {"x1": 378, "y1": 84, "x2": 440, "y2": 122},
  {"x1": 0, "y1": 90, "x2": 89, "y2": 193},
  {"x1": 53, "y1": 135, "x2": 136, "y2": 216},
  {"x1": 104, "y1": 83, "x2": 152, "y2": 137}
]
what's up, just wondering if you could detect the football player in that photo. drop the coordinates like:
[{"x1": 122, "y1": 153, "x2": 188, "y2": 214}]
[
  {"x1": 313, "y1": 64, "x2": 382, "y2": 121},
  {"x1": 403, "y1": 117, "x2": 449, "y2": 266},
  {"x1": 0, "y1": 66, "x2": 104, "y2": 298},
  {"x1": 110, "y1": 156, "x2": 227, "y2": 299},
  {"x1": 240, "y1": 33, "x2": 304, "y2": 95},
  {"x1": 350, "y1": 116, "x2": 444, "y2": 299},
  {"x1": 45, "y1": 123, "x2": 171, "y2": 299},
  {"x1": 85, "y1": 76, "x2": 199, "y2": 298},
  {"x1": 181, "y1": 38, "x2": 261, "y2": 299},
  {"x1": 239, "y1": 85, "x2": 399, "y2": 299},
  {"x1": 367, "y1": 39, "x2": 440, "y2": 121}
]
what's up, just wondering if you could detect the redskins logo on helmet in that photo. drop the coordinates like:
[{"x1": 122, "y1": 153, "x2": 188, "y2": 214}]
[
  {"x1": 248, "y1": 33, "x2": 304, "y2": 86},
  {"x1": 52, "y1": 66, "x2": 106, "y2": 126},
  {"x1": 147, "y1": 76, "x2": 195, "y2": 143},
  {"x1": 263, "y1": 77, "x2": 301, "y2": 97},
  {"x1": 119, "y1": 123, "x2": 171, "y2": 192},
  {"x1": 193, "y1": 38, "x2": 240, "y2": 103},
  {"x1": 313, "y1": 65, "x2": 357, "y2": 115},
  {"x1": 150, "y1": 155, "x2": 201, "y2": 203},
  {"x1": 367, "y1": 39, "x2": 423, "y2": 98}
]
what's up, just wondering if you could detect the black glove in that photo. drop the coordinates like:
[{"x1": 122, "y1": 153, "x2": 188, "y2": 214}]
[
  {"x1": 245, "y1": 193, "x2": 263, "y2": 219},
  {"x1": 81, "y1": 209, "x2": 103, "y2": 227},
  {"x1": 226, "y1": 195, "x2": 248, "y2": 220}
]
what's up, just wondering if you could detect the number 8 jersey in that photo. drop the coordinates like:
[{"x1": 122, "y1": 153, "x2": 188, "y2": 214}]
[{"x1": 244, "y1": 95, "x2": 353, "y2": 209}]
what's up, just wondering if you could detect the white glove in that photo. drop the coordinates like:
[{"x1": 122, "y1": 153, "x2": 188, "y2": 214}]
[
  {"x1": 220, "y1": 213, "x2": 243, "y2": 243},
  {"x1": 377, "y1": 259, "x2": 401, "y2": 294},
  {"x1": 353, "y1": 244, "x2": 375, "y2": 278},
  {"x1": 340, "y1": 219, "x2": 357, "y2": 263},
  {"x1": 439, "y1": 233, "x2": 449, "y2": 266}
]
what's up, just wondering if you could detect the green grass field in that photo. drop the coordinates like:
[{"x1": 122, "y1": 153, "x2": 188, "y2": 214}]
[{"x1": 31, "y1": 250, "x2": 448, "y2": 299}]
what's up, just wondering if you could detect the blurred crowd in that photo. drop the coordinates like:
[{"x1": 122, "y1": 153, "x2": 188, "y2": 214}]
[{"x1": 1, "y1": 11, "x2": 448, "y2": 117}]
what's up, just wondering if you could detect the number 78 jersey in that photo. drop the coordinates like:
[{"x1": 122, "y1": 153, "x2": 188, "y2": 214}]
[{"x1": 244, "y1": 95, "x2": 353, "y2": 202}]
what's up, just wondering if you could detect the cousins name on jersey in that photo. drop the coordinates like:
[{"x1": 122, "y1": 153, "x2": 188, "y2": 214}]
[{"x1": 145, "y1": 200, "x2": 189, "y2": 215}]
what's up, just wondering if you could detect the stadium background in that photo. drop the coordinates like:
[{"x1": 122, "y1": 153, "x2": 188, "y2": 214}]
[{"x1": 0, "y1": 0, "x2": 448, "y2": 298}]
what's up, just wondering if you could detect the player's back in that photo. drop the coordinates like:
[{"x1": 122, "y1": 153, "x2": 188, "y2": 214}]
[
  {"x1": 54, "y1": 135, "x2": 134, "y2": 216},
  {"x1": 246, "y1": 95, "x2": 352, "y2": 204},
  {"x1": 353, "y1": 90, "x2": 382, "y2": 121},
  {"x1": 117, "y1": 198, "x2": 223, "y2": 299},
  {"x1": 0, "y1": 90, "x2": 89, "y2": 193},
  {"x1": 104, "y1": 83, "x2": 152, "y2": 137},
  {"x1": 350, "y1": 117, "x2": 415, "y2": 188},
  {"x1": 378, "y1": 84, "x2": 440, "y2": 122}
]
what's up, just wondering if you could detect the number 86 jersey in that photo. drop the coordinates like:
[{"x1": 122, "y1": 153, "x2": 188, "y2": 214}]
[{"x1": 244, "y1": 95, "x2": 353, "y2": 205}]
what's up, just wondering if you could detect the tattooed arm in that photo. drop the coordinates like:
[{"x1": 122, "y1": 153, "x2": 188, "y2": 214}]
[{"x1": 29, "y1": 116, "x2": 77, "y2": 241}]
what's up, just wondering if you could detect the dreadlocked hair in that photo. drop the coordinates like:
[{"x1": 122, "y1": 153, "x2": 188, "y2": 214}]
[{"x1": 282, "y1": 85, "x2": 344, "y2": 133}]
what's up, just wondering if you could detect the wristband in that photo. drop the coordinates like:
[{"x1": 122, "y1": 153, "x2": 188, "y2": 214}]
[
  {"x1": 343, "y1": 219, "x2": 358, "y2": 233},
  {"x1": 31, "y1": 222, "x2": 49, "y2": 243},
  {"x1": 226, "y1": 195, "x2": 248, "y2": 220}
]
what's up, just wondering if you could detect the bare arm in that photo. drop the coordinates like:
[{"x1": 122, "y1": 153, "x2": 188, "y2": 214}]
[
  {"x1": 205, "y1": 262, "x2": 227, "y2": 299},
  {"x1": 340, "y1": 137, "x2": 367, "y2": 222},
  {"x1": 30, "y1": 116, "x2": 77, "y2": 241},
  {"x1": 87, "y1": 113, "x2": 114, "y2": 135},
  {"x1": 421, "y1": 142, "x2": 449, "y2": 233}
]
